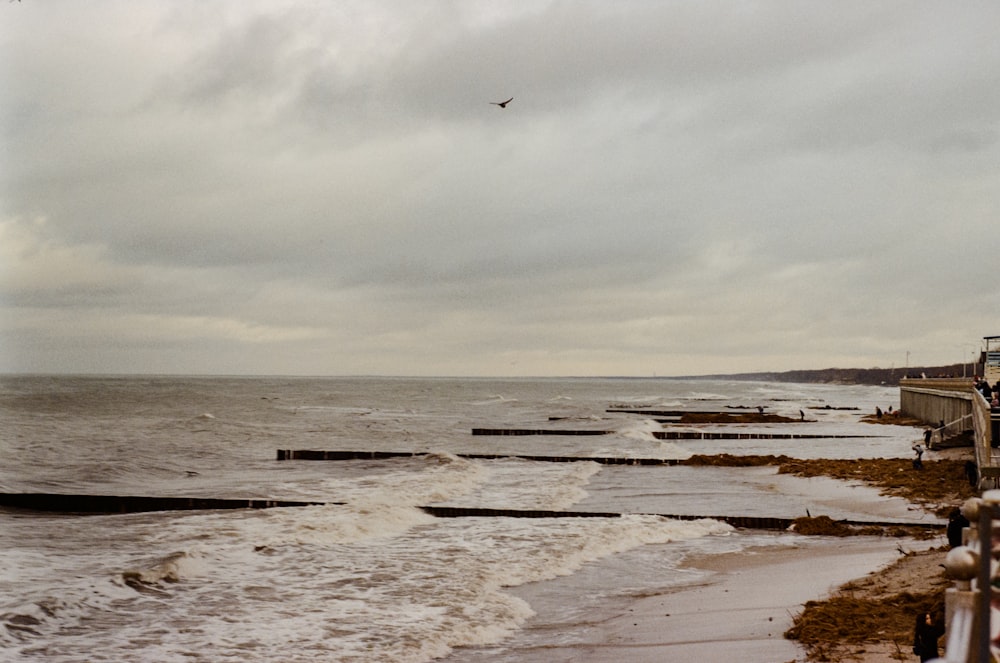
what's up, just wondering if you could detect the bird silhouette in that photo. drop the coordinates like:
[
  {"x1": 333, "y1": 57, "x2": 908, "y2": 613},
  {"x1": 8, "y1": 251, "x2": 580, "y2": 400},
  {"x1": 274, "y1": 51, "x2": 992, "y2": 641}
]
[{"x1": 490, "y1": 97, "x2": 514, "y2": 108}]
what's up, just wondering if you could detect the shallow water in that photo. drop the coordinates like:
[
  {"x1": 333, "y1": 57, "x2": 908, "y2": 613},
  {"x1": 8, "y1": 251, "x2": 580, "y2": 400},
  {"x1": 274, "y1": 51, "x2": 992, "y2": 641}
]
[{"x1": 0, "y1": 376, "x2": 934, "y2": 661}]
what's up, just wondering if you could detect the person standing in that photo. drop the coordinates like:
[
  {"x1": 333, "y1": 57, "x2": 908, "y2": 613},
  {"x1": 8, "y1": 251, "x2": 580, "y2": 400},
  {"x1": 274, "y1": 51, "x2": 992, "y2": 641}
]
[
  {"x1": 947, "y1": 507, "x2": 970, "y2": 548},
  {"x1": 913, "y1": 611, "x2": 944, "y2": 661}
]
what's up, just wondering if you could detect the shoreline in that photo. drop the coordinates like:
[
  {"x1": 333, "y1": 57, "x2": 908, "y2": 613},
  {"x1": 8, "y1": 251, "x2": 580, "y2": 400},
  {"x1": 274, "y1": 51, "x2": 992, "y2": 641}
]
[
  {"x1": 598, "y1": 538, "x2": 938, "y2": 663},
  {"x1": 443, "y1": 445, "x2": 971, "y2": 663},
  {"x1": 443, "y1": 536, "x2": 933, "y2": 662}
]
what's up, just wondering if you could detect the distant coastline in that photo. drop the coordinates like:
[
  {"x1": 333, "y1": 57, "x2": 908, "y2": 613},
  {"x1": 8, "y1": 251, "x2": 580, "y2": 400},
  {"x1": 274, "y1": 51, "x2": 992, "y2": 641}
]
[{"x1": 680, "y1": 363, "x2": 974, "y2": 386}]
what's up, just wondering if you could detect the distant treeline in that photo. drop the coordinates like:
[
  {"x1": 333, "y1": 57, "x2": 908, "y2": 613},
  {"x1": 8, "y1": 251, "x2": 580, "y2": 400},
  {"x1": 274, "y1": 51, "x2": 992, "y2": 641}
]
[{"x1": 682, "y1": 363, "x2": 976, "y2": 386}]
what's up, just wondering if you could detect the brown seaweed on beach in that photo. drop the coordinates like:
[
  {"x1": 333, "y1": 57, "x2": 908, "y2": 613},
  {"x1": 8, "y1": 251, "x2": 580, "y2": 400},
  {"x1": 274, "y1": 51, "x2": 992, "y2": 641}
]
[
  {"x1": 860, "y1": 412, "x2": 926, "y2": 427},
  {"x1": 776, "y1": 458, "x2": 976, "y2": 518},
  {"x1": 785, "y1": 547, "x2": 950, "y2": 661},
  {"x1": 678, "y1": 412, "x2": 800, "y2": 424},
  {"x1": 683, "y1": 453, "x2": 794, "y2": 466},
  {"x1": 791, "y1": 516, "x2": 868, "y2": 537},
  {"x1": 790, "y1": 516, "x2": 933, "y2": 539},
  {"x1": 787, "y1": 593, "x2": 944, "y2": 661}
]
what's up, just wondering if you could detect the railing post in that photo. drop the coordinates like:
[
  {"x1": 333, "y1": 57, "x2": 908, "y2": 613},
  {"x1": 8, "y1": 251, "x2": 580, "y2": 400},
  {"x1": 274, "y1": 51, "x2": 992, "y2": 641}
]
[
  {"x1": 977, "y1": 491, "x2": 1000, "y2": 662},
  {"x1": 943, "y1": 545, "x2": 978, "y2": 663}
]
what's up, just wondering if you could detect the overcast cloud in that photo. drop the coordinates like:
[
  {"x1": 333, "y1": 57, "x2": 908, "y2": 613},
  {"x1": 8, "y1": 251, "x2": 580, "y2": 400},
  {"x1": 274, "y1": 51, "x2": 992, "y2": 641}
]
[{"x1": 2, "y1": 1, "x2": 998, "y2": 376}]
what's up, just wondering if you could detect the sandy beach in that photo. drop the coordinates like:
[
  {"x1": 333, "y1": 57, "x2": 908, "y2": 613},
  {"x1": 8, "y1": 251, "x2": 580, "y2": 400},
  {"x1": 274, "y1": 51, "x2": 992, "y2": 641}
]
[
  {"x1": 545, "y1": 450, "x2": 971, "y2": 663},
  {"x1": 609, "y1": 539, "x2": 950, "y2": 663},
  {"x1": 447, "y1": 445, "x2": 971, "y2": 663},
  {"x1": 454, "y1": 537, "x2": 939, "y2": 663}
]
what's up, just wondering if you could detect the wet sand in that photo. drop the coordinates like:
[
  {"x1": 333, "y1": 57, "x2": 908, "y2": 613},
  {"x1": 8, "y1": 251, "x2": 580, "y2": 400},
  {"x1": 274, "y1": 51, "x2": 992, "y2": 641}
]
[
  {"x1": 447, "y1": 536, "x2": 934, "y2": 663},
  {"x1": 443, "y1": 448, "x2": 968, "y2": 662},
  {"x1": 540, "y1": 540, "x2": 926, "y2": 663}
]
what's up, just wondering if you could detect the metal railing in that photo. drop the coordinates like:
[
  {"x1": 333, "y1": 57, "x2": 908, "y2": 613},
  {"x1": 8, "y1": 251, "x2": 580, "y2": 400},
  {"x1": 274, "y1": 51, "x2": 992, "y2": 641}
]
[
  {"x1": 972, "y1": 391, "x2": 1000, "y2": 490},
  {"x1": 935, "y1": 491, "x2": 1000, "y2": 662},
  {"x1": 933, "y1": 413, "x2": 974, "y2": 448}
]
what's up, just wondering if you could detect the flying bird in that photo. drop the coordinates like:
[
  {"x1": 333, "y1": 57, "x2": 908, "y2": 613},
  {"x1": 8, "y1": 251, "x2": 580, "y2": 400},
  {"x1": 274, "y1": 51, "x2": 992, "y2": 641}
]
[{"x1": 490, "y1": 97, "x2": 513, "y2": 109}]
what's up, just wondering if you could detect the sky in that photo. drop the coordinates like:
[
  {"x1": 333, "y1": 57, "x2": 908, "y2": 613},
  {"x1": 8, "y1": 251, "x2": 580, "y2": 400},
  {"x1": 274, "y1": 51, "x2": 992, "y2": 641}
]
[{"x1": 2, "y1": 1, "x2": 998, "y2": 377}]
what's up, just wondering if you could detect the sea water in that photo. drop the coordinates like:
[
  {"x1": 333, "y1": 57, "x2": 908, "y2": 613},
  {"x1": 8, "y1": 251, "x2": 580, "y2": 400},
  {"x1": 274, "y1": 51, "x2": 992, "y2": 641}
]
[{"x1": 0, "y1": 376, "x2": 937, "y2": 662}]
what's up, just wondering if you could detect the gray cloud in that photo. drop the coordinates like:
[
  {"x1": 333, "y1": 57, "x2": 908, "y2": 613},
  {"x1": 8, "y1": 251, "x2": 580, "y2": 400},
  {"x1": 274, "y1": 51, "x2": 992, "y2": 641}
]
[{"x1": 2, "y1": 1, "x2": 999, "y2": 376}]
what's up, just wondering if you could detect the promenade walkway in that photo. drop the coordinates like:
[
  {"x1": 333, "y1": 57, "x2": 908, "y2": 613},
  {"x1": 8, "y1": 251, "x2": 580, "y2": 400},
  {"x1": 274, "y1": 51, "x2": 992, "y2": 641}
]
[
  {"x1": 900, "y1": 378, "x2": 1000, "y2": 490},
  {"x1": 900, "y1": 377, "x2": 1000, "y2": 662}
]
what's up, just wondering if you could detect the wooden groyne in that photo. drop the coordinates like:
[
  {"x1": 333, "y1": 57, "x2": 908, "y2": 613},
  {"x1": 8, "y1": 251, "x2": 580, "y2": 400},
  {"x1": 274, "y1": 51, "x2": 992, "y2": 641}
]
[
  {"x1": 276, "y1": 449, "x2": 683, "y2": 465},
  {"x1": 422, "y1": 506, "x2": 943, "y2": 533},
  {"x1": 420, "y1": 507, "x2": 799, "y2": 531},
  {"x1": 471, "y1": 428, "x2": 611, "y2": 436},
  {"x1": 652, "y1": 431, "x2": 877, "y2": 440},
  {"x1": 606, "y1": 409, "x2": 729, "y2": 417},
  {"x1": 275, "y1": 447, "x2": 876, "y2": 465},
  {"x1": 469, "y1": 428, "x2": 880, "y2": 440},
  {"x1": 277, "y1": 449, "x2": 428, "y2": 461},
  {"x1": 0, "y1": 493, "x2": 327, "y2": 514},
  {"x1": 0, "y1": 492, "x2": 942, "y2": 533}
]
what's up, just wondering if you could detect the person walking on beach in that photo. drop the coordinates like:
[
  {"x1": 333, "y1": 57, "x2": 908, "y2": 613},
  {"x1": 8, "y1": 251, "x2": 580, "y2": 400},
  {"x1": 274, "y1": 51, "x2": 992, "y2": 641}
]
[{"x1": 912, "y1": 611, "x2": 944, "y2": 661}]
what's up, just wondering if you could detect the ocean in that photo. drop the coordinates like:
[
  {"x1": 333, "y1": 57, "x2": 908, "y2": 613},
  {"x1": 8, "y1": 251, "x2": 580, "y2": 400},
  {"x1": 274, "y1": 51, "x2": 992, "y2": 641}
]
[{"x1": 0, "y1": 376, "x2": 941, "y2": 662}]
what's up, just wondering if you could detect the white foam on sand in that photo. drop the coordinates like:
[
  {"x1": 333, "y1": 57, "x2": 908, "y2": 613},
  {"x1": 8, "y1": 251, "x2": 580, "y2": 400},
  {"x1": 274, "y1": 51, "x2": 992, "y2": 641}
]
[{"x1": 443, "y1": 535, "x2": 935, "y2": 663}]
